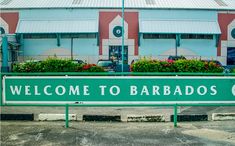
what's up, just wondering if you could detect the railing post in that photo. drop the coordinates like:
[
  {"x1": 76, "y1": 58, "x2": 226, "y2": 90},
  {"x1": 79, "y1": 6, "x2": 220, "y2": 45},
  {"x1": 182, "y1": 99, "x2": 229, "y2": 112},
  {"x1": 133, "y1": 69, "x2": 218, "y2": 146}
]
[
  {"x1": 174, "y1": 104, "x2": 178, "y2": 127},
  {"x1": 65, "y1": 104, "x2": 69, "y2": 128}
]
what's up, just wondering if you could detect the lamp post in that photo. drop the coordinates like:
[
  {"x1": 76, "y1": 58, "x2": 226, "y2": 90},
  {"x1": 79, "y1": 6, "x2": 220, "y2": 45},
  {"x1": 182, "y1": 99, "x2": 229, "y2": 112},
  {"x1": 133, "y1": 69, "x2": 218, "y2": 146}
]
[{"x1": 121, "y1": 0, "x2": 125, "y2": 72}]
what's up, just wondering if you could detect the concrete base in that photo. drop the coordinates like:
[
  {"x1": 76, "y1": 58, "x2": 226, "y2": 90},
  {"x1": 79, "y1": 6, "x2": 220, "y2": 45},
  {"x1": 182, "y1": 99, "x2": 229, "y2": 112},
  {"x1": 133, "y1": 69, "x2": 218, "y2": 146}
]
[
  {"x1": 37, "y1": 114, "x2": 77, "y2": 121},
  {"x1": 1, "y1": 106, "x2": 235, "y2": 122},
  {"x1": 127, "y1": 115, "x2": 165, "y2": 122},
  {"x1": 212, "y1": 113, "x2": 235, "y2": 121}
]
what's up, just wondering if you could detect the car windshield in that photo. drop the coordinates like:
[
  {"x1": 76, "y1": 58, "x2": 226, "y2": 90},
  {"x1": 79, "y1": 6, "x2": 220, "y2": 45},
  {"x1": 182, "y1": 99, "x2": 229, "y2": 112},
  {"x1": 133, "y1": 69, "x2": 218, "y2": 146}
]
[
  {"x1": 97, "y1": 61, "x2": 113, "y2": 67},
  {"x1": 168, "y1": 56, "x2": 186, "y2": 60}
]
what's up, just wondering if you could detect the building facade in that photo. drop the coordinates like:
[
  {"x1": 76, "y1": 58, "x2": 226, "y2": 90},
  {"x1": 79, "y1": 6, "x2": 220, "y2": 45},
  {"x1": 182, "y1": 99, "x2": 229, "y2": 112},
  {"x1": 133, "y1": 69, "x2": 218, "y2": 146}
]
[{"x1": 1, "y1": 0, "x2": 235, "y2": 66}]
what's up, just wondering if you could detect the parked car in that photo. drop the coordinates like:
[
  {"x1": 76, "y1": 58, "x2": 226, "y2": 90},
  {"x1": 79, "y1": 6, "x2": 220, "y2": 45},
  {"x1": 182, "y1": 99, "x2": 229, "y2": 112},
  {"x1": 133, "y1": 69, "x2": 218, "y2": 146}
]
[
  {"x1": 168, "y1": 55, "x2": 186, "y2": 61},
  {"x1": 97, "y1": 60, "x2": 116, "y2": 72},
  {"x1": 201, "y1": 60, "x2": 230, "y2": 73},
  {"x1": 25, "y1": 60, "x2": 42, "y2": 63},
  {"x1": 72, "y1": 59, "x2": 86, "y2": 64}
]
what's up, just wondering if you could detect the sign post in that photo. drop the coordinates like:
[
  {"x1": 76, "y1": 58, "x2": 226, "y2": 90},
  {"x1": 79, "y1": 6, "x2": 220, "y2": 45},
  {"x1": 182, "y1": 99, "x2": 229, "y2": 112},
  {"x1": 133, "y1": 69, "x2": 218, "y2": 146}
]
[
  {"x1": 65, "y1": 104, "x2": 69, "y2": 128},
  {"x1": 122, "y1": 0, "x2": 125, "y2": 72},
  {"x1": 174, "y1": 105, "x2": 178, "y2": 127}
]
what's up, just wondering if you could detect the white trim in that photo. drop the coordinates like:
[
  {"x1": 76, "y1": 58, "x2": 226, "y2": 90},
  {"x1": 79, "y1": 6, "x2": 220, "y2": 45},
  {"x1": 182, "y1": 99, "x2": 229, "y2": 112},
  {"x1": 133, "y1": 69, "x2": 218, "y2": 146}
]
[
  {"x1": 2, "y1": 76, "x2": 6, "y2": 104},
  {"x1": 4, "y1": 101, "x2": 235, "y2": 105},
  {"x1": 0, "y1": 18, "x2": 9, "y2": 34}
]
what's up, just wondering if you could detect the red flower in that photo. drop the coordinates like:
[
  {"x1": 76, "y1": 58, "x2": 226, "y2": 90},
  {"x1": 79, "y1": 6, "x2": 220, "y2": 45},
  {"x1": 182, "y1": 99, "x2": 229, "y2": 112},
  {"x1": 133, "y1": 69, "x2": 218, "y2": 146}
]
[
  {"x1": 167, "y1": 59, "x2": 174, "y2": 63},
  {"x1": 82, "y1": 64, "x2": 96, "y2": 70}
]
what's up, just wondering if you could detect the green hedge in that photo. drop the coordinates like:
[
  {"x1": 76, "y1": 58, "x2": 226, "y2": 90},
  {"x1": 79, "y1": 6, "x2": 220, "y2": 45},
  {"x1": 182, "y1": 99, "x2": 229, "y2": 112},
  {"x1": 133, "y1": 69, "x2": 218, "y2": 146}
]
[
  {"x1": 231, "y1": 68, "x2": 235, "y2": 73},
  {"x1": 131, "y1": 59, "x2": 224, "y2": 73},
  {"x1": 12, "y1": 58, "x2": 105, "y2": 72}
]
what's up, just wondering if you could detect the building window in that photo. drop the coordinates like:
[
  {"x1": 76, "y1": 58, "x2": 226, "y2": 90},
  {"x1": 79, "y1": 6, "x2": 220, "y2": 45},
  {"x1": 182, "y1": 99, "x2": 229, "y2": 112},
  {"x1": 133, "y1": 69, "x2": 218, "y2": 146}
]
[
  {"x1": 61, "y1": 33, "x2": 96, "y2": 38},
  {"x1": 143, "y1": 34, "x2": 176, "y2": 39},
  {"x1": 23, "y1": 34, "x2": 56, "y2": 39},
  {"x1": 181, "y1": 34, "x2": 213, "y2": 39},
  {"x1": 0, "y1": 27, "x2": 5, "y2": 35}
]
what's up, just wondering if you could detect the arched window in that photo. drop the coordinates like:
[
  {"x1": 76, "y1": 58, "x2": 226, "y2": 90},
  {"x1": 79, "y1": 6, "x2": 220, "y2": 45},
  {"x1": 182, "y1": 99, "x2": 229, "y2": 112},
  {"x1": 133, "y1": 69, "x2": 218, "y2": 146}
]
[{"x1": 0, "y1": 27, "x2": 5, "y2": 35}]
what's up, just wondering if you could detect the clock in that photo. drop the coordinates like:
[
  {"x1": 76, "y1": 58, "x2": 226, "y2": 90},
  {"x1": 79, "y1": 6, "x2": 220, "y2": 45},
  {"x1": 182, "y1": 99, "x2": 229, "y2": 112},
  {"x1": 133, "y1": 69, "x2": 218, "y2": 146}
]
[
  {"x1": 231, "y1": 28, "x2": 235, "y2": 39},
  {"x1": 113, "y1": 26, "x2": 122, "y2": 38}
]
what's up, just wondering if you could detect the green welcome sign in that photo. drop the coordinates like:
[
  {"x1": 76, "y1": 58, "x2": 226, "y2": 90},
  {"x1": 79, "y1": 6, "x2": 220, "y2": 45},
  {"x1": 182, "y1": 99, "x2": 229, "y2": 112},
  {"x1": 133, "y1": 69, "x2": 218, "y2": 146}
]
[{"x1": 2, "y1": 76, "x2": 235, "y2": 105}]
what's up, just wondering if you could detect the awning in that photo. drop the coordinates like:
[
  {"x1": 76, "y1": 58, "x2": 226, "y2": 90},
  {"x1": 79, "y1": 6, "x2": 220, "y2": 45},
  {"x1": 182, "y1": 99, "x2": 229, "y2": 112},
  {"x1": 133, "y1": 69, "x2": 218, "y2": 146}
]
[
  {"x1": 16, "y1": 19, "x2": 98, "y2": 34},
  {"x1": 139, "y1": 20, "x2": 221, "y2": 34}
]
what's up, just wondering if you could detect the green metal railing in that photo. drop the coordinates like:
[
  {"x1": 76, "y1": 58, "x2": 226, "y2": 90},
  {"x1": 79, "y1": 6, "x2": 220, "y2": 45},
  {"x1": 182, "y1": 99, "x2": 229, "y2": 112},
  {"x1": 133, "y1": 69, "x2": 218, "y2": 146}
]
[{"x1": 1, "y1": 72, "x2": 235, "y2": 128}]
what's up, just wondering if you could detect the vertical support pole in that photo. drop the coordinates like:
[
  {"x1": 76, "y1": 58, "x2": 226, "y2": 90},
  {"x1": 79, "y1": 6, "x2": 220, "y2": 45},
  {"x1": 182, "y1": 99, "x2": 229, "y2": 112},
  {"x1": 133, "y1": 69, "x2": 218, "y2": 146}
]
[
  {"x1": 174, "y1": 104, "x2": 178, "y2": 128},
  {"x1": 215, "y1": 34, "x2": 220, "y2": 47},
  {"x1": 121, "y1": 0, "x2": 125, "y2": 72},
  {"x1": 97, "y1": 33, "x2": 99, "y2": 46},
  {"x1": 138, "y1": 33, "x2": 141, "y2": 46},
  {"x1": 175, "y1": 34, "x2": 181, "y2": 56},
  {"x1": 56, "y1": 34, "x2": 61, "y2": 47},
  {"x1": 71, "y1": 38, "x2": 73, "y2": 60},
  {"x1": 18, "y1": 34, "x2": 24, "y2": 61},
  {"x1": 65, "y1": 104, "x2": 69, "y2": 128},
  {"x1": 1, "y1": 36, "x2": 9, "y2": 72}
]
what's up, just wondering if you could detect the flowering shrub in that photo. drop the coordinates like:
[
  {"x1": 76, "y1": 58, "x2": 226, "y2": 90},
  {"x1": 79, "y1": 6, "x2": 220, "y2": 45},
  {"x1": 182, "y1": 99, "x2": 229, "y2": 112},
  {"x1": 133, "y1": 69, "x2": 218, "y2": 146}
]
[
  {"x1": 82, "y1": 64, "x2": 104, "y2": 72},
  {"x1": 131, "y1": 58, "x2": 224, "y2": 73},
  {"x1": 12, "y1": 58, "x2": 105, "y2": 72},
  {"x1": 231, "y1": 68, "x2": 235, "y2": 73}
]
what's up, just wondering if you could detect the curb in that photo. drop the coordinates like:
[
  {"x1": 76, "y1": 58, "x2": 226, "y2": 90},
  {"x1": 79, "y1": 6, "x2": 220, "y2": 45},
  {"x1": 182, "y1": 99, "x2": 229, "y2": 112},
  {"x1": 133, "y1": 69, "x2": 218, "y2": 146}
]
[
  {"x1": 37, "y1": 114, "x2": 77, "y2": 121},
  {"x1": 127, "y1": 115, "x2": 165, "y2": 122},
  {"x1": 83, "y1": 115, "x2": 121, "y2": 122},
  {"x1": 0, "y1": 114, "x2": 34, "y2": 121},
  {"x1": 1, "y1": 113, "x2": 235, "y2": 122},
  {"x1": 170, "y1": 114, "x2": 208, "y2": 122},
  {"x1": 212, "y1": 113, "x2": 235, "y2": 121}
]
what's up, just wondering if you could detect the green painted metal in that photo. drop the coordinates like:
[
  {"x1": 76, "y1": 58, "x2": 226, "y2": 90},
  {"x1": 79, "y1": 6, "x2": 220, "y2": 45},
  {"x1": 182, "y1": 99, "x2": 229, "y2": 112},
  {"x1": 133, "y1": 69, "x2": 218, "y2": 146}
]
[
  {"x1": 56, "y1": 34, "x2": 61, "y2": 47},
  {"x1": 215, "y1": 34, "x2": 220, "y2": 47},
  {"x1": 65, "y1": 104, "x2": 69, "y2": 128},
  {"x1": 176, "y1": 34, "x2": 181, "y2": 47},
  {"x1": 97, "y1": 32, "x2": 99, "y2": 46},
  {"x1": 174, "y1": 105, "x2": 177, "y2": 127},
  {"x1": 122, "y1": 0, "x2": 125, "y2": 72},
  {"x1": 0, "y1": 73, "x2": 2, "y2": 106},
  {"x1": 1, "y1": 36, "x2": 9, "y2": 72},
  {"x1": 2, "y1": 76, "x2": 235, "y2": 105},
  {"x1": 1, "y1": 103, "x2": 235, "y2": 107},
  {"x1": 1, "y1": 72, "x2": 235, "y2": 76}
]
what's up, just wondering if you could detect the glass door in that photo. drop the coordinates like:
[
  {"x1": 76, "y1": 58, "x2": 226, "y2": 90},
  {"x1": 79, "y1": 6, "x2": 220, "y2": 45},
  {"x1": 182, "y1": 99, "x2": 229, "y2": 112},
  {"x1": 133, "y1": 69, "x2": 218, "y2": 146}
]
[
  {"x1": 227, "y1": 47, "x2": 235, "y2": 65},
  {"x1": 109, "y1": 46, "x2": 128, "y2": 64}
]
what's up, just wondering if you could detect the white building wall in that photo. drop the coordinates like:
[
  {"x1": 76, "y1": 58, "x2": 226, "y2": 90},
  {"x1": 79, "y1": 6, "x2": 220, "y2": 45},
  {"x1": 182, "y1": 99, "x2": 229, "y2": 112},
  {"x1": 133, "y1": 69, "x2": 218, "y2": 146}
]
[
  {"x1": 139, "y1": 37, "x2": 175, "y2": 60},
  {"x1": 21, "y1": 38, "x2": 98, "y2": 64},
  {"x1": 139, "y1": 9, "x2": 219, "y2": 60}
]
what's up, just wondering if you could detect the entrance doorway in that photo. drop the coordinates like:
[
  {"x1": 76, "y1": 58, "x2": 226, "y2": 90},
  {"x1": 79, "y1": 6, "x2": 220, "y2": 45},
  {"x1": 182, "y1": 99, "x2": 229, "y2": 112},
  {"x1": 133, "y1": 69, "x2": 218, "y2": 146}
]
[
  {"x1": 109, "y1": 46, "x2": 128, "y2": 64},
  {"x1": 227, "y1": 47, "x2": 235, "y2": 65}
]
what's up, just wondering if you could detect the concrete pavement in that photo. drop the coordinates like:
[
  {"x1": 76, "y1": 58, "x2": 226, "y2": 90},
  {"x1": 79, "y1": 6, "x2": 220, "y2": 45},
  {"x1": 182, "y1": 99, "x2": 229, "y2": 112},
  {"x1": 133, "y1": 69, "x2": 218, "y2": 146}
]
[{"x1": 1, "y1": 121, "x2": 235, "y2": 146}]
